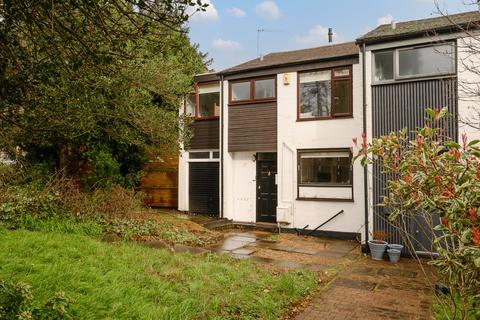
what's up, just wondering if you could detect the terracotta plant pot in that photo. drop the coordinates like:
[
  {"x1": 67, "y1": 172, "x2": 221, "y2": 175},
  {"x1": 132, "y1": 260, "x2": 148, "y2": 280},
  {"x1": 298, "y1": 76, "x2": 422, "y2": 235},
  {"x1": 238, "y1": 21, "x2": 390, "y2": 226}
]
[{"x1": 368, "y1": 240, "x2": 388, "y2": 260}]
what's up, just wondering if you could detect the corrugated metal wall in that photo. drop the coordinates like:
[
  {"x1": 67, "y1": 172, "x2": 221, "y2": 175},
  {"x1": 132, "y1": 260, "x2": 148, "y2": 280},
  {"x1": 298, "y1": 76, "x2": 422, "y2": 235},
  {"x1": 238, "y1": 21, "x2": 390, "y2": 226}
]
[
  {"x1": 372, "y1": 77, "x2": 458, "y2": 251},
  {"x1": 189, "y1": 162, "x2": 220, "y2": 215}
]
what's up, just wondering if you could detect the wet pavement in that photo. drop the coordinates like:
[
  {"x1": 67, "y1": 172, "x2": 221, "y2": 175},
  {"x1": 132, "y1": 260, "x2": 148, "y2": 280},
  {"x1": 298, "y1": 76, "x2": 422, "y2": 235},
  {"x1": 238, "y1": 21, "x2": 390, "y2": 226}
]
[{"x1": 206, "y1": 231, "x2": 360, "y2": 271}]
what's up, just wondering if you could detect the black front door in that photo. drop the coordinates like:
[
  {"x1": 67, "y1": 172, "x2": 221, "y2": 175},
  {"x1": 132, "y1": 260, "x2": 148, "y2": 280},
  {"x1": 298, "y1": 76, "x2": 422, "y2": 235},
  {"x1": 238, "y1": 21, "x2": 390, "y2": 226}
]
[{"x1": 256, "y1": 154, "x2": 277, "y2": 223}]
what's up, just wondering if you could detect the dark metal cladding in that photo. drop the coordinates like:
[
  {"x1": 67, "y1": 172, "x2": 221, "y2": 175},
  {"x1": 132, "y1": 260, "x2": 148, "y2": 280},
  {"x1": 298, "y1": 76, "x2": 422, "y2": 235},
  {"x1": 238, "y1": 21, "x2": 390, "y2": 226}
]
[
  {"x1": 189, "y1": 162, "x2": 220, "y2": 215},
  {"x1": 371, "y1": 77, "x2": 458, "y2": 253}
]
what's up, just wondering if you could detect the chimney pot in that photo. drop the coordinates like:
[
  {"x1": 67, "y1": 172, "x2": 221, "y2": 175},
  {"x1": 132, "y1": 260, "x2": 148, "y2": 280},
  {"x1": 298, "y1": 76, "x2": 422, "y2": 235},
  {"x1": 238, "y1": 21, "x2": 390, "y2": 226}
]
[{"x1": 328, "y1": 28, "x2": 333, "y2": 43}]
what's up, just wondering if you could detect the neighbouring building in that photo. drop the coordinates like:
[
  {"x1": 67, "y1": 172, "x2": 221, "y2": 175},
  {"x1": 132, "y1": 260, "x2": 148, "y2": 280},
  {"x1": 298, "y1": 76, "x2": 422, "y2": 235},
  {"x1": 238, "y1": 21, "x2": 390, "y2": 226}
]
[
  {"x1": 178, "y1": 72, "x2": 221, "y2": 215},
  {"x1": 177, "y1": 10, "x2": 480, "y2": 253},
  {"x1": 357, "y1": 10, "x2": 480, "y2": 254}
]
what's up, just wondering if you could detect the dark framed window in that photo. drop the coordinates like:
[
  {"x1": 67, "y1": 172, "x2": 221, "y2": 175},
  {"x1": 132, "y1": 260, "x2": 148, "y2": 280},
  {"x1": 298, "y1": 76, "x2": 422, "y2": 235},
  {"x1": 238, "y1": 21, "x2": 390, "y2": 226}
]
[
  {"x1": 229, "y1": 76, "x2": 276, "y2": 104},
  {"x1": 298, "y1": 149, "x2": 352, "y2": 187},
  {"x1": 373, "y1": 42, "x2": 456, "y2": 83},
  {"x1": 298, "y1": 66, "x2": 352, "y2": 120},
  {"x1": 188, "y1": 150, "x2": 219, "y2": 161},
  {"x1": 186, "y1": 83, "x2": 220, "y2": 120}
]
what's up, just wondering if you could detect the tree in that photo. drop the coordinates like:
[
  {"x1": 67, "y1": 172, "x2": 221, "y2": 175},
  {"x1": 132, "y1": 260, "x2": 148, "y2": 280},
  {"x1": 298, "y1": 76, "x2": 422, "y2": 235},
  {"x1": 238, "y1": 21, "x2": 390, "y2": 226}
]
[
  {"x1": 354, "y1": 108, "x2": 480, "y2": 319},
  {"x1": 0, "y1": 0, "x2": 207, "y2": 187}
]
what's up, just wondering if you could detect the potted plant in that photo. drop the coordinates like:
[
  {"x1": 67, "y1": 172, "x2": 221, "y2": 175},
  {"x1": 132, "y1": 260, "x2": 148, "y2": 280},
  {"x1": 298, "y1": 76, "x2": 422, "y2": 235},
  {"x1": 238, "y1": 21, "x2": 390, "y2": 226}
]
[
  {"x1": 368, "y1": 230, "x2": 389, "y2": 260},
  {"x1": 387, "y1": 244, "x2": 403, "y2": 263}
]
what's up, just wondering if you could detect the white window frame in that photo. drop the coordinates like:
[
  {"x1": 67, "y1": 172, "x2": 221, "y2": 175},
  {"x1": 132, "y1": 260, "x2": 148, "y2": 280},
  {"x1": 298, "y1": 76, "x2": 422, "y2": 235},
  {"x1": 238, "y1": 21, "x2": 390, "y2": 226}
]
[
  {"x1": 188, "y1": 150, "x2": 220, "y2": 162},
  {"x1": 297, "y1": 148, "x2": 354, "y2": 201}
]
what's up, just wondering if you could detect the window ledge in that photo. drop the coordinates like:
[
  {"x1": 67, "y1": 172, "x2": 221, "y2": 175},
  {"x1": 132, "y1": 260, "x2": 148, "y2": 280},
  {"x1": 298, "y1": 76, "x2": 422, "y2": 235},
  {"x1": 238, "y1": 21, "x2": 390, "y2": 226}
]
[
  {"x1": 194, "y1": 117, "x2": 220, "y2": 121},
  {"x1": 296, "y1": 115, "x2": 353, "y2": 122},
  {"x1": 228, "y1": 99, "x2": 277, "y2": 106},
  {"x1": 296, "y1": 197, "x2": 354, "y2": 202},
  {"x1": 372, "y1": 74, "x2": 456, "y2": 86}
]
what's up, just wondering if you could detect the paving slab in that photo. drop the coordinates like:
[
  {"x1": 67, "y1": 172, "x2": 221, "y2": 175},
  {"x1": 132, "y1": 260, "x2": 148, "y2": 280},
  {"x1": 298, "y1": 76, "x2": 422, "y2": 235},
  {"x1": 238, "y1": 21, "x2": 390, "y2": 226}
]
[
  {"x1": 231, "y1": 248, "x2": 255, "y2": 255},
  {"x1": 295, "y1": 257, "x2": 434, "y2": 320}
]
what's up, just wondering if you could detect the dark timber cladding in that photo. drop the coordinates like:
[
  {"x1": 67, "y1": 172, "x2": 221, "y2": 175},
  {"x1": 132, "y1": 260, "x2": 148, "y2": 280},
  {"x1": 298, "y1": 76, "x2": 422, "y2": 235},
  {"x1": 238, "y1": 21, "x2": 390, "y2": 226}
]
[
  {"x1": 189, "y1": 120, "x2": 219, "y2": 150},
  {"x1": 228, "y1": 103, "x2": 277, "y2": 152},
  {"x1": 372, "y1": 78, "x2": 458, "y2": 252}
]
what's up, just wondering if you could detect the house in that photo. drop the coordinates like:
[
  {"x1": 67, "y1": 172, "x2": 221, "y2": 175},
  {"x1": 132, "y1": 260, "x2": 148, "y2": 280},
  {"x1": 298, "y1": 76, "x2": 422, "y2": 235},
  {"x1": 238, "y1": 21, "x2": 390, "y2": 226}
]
[
  {"x1": 178, "y1": 10, "x2": 480, "y2": 252},
  {"x1": 357, "y1": 10, "x2": 480, "y2": 254},
  {"x1": 178, "y1": 72, "x2": 221, "y2": 215}
]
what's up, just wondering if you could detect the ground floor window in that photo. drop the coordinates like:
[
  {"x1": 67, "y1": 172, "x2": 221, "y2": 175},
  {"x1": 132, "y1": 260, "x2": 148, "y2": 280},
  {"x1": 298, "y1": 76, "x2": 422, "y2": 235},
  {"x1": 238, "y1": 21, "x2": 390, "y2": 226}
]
[{"x1": 297, "y1": 149, "x2": 353, "y2": 201}]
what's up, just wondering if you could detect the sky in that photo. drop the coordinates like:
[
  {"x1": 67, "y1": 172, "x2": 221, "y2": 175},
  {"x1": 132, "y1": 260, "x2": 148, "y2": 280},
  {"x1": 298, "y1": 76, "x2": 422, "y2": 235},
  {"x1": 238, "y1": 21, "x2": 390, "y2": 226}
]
[{"x1": 186, "y1": 0, "x2": 476, "y2": 71}]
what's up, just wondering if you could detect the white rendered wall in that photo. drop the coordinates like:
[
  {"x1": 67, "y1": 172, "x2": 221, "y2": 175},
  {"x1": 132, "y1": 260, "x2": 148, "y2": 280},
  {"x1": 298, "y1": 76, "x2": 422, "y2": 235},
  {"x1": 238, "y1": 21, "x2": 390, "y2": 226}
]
[
  {"x1": 222, "y1": 78, "x2": 262, "y2": 222},
  {"x1": 276, "y1": 67, "x2": 366, "y2": 240},
  {"x1": 178, "y1": 150, "x2": 189, "y2": 211},
  {"x1": 457, "y1": 36, "x2": 480, "y2": 141}
]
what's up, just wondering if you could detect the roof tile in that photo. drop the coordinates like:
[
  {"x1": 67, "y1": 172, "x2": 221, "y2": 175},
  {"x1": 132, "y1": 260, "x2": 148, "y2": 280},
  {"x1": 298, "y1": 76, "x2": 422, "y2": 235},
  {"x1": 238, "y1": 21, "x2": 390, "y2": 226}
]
[{"x1": 220, "y1": 42, "x2": 358, "y2": 74}]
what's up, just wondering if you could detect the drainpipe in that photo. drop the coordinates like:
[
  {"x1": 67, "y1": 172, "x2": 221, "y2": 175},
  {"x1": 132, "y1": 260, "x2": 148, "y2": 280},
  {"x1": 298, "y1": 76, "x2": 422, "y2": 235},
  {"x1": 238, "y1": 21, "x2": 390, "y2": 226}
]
[
  {"x1": 362, "y1": 42, "x2": 369, "y2": 249},
  {"x1": 220, "y1": 73, "x2": 224, "y2": 219}
]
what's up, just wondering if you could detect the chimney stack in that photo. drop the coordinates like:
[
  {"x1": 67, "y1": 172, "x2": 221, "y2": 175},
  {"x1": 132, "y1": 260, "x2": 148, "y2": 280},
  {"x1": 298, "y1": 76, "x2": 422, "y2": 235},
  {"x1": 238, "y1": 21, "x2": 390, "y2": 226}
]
[
  {"x1": 328, "y1": 28, "x2": 333, "y2": 44},
  {"x1": 391, "y1": 20, "x2": 397, "y2": 30}
]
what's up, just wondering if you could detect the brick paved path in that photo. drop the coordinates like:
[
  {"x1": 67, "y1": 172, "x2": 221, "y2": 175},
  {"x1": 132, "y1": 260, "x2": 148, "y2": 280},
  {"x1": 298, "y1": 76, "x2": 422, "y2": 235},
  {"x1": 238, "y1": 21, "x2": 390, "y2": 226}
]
[{"x1": 296, "y1": 257, "x2": 434, "y2": 320}]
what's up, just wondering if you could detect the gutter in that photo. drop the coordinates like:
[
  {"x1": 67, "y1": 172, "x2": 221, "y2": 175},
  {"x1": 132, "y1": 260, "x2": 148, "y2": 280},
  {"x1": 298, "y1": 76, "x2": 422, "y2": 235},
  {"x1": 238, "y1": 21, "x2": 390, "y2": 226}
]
[
  {"x1": 220, "y1": 73, "x2": 224, "y2": 219},
  {"x1": 362, "y1": 42, "x2": 369, "y2": 249},
  {"x1": 355, "y1": 23, "x2": 480, "y2": 46}
]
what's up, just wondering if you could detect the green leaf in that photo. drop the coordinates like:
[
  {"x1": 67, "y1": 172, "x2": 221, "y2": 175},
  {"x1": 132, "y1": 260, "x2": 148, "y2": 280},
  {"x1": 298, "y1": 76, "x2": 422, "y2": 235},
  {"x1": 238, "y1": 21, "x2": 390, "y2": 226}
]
[
  {"x1": 467, "y1": 139, "x2": 480, "y2": 147},
  {"x1": 474, "y1": 257, "x2": 480, "y2": 268},
  {"x1": 460, "y1": 230, "x2": 472, "y2": 244},
  {"x1": 444, "y1": 141, "x2": 461, "y2": 149}
]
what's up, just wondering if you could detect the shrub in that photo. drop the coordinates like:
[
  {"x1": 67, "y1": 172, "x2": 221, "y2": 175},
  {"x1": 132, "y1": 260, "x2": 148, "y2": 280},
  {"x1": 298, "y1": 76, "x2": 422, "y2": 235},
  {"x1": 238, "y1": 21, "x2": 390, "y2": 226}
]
[
  {"x1": 0, "y1": 279, "x2": 72, "y2": 320},
  {"x1": 0, "y1": 173, "x2": 146, "y2": 235},
  {"x1": 354, "y1": 108, "x2": 480, "y2": 318}
]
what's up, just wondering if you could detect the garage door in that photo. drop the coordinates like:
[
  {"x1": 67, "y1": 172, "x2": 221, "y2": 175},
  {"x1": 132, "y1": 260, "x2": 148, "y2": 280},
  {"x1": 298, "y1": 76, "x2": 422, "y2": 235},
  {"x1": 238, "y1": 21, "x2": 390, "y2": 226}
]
[{"x1": 189, "y1": 162, "x2": 219, "y2": 215}]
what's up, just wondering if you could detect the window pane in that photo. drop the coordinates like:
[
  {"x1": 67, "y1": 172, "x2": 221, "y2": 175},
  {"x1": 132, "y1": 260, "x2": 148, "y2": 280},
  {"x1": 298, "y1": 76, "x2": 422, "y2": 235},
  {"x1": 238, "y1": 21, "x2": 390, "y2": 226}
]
[
  {"x1": 186, "y1": 94, "x2": 196, "y2": 116},
  {"x1": 254, "y1": 78, "x2": 275, "y2": 99},
  {"x1": 212, "y1": 151, "x2": 220, "y2": 159},
  {"x1": 333, "y1": 69, "x2": 350, "y2": 77},
  {"x1": 300, "y1": 153, "x2": 351, "y2": 185},
  {"x1": 374, "y1": 51, "x2": 394, "y2": 81},
  {"x1": 299, "y1": 71, "x2": 331, "y2": 119},
  {"x1": 231, "y1": 81, "x2": 250, "y2": 101},
  {"x1": 332, "y1": 79, "x2": 351, "y2": 115},
  {"x1": 189, "y1": 152, "x2": 210, "y2": 159},
  {"x1": 198, "y1": 92, "x2": 219, "y2": 118},
  {"x1": 398, "y1": 44, "x2": 455, "y2": 78}
]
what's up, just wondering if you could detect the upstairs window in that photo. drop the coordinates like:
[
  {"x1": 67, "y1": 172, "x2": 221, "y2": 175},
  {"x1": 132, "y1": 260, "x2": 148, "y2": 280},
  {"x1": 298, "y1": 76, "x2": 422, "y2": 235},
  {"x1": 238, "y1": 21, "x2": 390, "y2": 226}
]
[
  {"x1": 186, "y1": 83, "x2": 220, "y2": 120},
  {"x1": 229, "y1": 77, "x2": 276, "y2": 104},
  {"x1": 298, "y1": 67, "x2": 352, "y2": 120},
  {"x1": 398, "y1": 44, "x2": 455, "y2": 78},
  {"x1": 231, "y1": 81, "x2": 251, "y2": 101},
  {"x1": 374, "y1": 51, "x2": 394, "y2": 81},
  {"x1": 373, "y1": 43, "x2": 455, "y2": 83}
]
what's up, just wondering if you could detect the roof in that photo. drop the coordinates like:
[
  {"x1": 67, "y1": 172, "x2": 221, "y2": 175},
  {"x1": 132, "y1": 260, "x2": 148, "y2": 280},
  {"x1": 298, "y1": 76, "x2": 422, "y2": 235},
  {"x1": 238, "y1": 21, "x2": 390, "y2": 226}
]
[
  {"x1": 194, "y1": 72, "x2": 219, "y2": 83},
  {"x1": 220, "y1": 41, "x2": 359, "y2": 75},
  {"x1": 357, "y1": 10, "x2": 480, "y2": 44}
]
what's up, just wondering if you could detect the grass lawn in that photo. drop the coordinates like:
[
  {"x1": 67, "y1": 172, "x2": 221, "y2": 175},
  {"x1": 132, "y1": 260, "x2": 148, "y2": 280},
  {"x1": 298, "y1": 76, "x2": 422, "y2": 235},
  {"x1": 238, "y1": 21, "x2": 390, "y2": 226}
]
[{"x1": 0, "y1": 228, "x2": 316, "y2": 319}]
